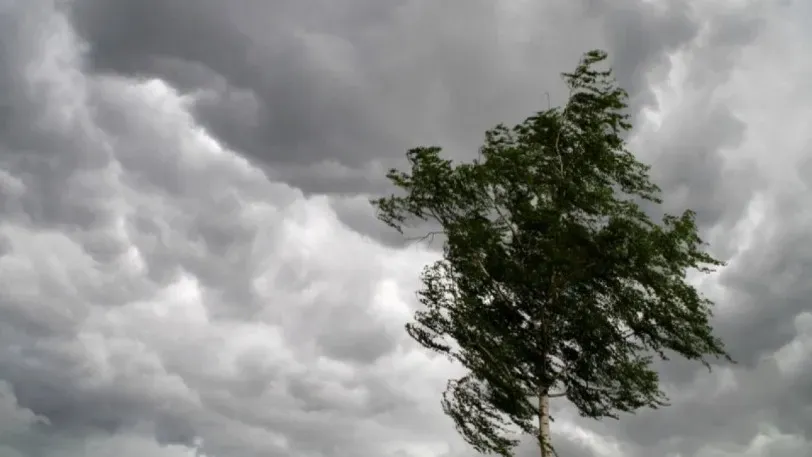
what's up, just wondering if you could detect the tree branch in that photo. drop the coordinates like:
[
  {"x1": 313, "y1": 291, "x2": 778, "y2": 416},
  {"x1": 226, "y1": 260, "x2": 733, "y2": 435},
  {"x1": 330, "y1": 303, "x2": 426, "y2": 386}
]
[
  {"x1": 405, "y1": 230, "x2": 444, "y2": 247},
  {"x1": 552, "y1": 85, "x2": 576, "y2": 177},
  {"x1": 484, "y1": 185, "x2": 519, "y2": 242}
]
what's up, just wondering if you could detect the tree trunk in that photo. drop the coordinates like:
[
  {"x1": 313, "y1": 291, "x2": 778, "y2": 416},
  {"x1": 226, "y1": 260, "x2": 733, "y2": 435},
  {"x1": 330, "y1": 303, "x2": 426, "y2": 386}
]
[{"x1": 539, "y1": 393, "x2": 552, "y2": 457}]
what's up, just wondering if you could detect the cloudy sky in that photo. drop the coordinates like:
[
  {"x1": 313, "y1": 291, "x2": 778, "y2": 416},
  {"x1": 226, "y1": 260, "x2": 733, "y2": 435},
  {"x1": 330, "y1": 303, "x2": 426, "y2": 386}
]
[{"x1": 0, "y1": 0, "x2": 810, "y2": 456}]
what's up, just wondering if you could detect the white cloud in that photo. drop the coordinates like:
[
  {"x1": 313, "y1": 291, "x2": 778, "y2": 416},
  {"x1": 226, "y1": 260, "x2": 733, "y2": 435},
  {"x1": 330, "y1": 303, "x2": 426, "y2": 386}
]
[{"x1": 0, "y1": 2, "x2": 459, "y2": 455}]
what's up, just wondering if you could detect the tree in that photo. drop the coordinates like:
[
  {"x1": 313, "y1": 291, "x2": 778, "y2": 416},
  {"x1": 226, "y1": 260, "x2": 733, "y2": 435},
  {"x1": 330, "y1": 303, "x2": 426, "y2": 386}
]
[{"x1": 371, "y1": 50, "x2": 733, "y2": 457}]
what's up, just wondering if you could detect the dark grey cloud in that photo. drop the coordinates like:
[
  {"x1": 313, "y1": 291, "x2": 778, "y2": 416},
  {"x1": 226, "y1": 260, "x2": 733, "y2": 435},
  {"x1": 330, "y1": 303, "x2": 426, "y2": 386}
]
[
  {"x1": 0, "y1": 1, "x2": 809, "y2": 457},
  {"x1": 68, "y1": 0, "x2": 698, "y2": 191},
  {"x1": 66, "y1": 0, "x2": 765, "y2": 263}
]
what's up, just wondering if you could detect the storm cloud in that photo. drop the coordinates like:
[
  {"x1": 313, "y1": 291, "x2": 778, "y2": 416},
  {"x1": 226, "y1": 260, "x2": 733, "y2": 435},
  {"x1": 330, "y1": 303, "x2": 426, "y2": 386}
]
[{"x1": 0, "y1": 0, "x2": 809, "y2": 456}]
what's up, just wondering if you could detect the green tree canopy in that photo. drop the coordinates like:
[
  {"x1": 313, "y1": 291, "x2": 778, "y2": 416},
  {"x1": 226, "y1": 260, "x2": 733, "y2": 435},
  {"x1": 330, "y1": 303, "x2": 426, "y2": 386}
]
[{"x1": 371, "y1": 50, "x2": 733, "y2": 457}]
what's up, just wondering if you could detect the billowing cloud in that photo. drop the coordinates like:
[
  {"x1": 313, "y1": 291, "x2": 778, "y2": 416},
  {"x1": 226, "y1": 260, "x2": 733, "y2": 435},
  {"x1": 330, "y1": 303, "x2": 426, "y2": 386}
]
[
  {"x1": 67, "y1": 0, "x2": 706, "y2": 193},
  {"x1": 0, "y1": 0, "x2": 809, "y2": 456}
]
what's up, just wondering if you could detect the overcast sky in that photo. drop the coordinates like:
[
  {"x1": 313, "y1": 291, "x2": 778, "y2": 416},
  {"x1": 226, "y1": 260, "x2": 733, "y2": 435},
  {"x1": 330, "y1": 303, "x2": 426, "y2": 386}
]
[{"x1": 0, "y1": 0, "x2": 810, "y2": 456}]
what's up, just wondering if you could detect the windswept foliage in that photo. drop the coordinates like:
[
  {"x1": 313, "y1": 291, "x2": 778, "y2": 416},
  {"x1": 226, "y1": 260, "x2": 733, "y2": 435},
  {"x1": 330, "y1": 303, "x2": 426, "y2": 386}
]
[{"x1": 372, "y1": 50, "x2": 732, "y2": 457}]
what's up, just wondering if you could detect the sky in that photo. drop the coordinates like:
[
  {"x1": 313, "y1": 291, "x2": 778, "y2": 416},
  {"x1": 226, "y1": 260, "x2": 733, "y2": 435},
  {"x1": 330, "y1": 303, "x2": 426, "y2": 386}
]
[{"x1": 0, "y1": 0, "x2": 810, "y2": 456}]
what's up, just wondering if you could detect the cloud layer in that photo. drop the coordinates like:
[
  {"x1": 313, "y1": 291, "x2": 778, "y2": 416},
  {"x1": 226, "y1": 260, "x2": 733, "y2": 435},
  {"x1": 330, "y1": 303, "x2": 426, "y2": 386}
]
[{"x1": 0, "y1": 0, "x2": 809, "y2": 456}]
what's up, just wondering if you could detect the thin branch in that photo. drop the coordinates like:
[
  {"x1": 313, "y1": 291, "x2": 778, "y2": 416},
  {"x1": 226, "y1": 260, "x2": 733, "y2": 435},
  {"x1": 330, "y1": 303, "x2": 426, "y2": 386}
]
[
  {"x1": 484, "y1": 184, "x2": 519, "y2": 243},
  {"x1": 552, "y1": 86, "x2": 575, "y2": 177},
  {"x1": 405, "y1": 230, "x2": 444, "y2": 247}
]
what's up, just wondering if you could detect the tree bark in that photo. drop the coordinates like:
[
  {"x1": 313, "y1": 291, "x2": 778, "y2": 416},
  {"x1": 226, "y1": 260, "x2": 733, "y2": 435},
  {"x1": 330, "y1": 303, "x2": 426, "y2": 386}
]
[{"x1": 539, "y1": 393, "x2": 552, "y2": 457}]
